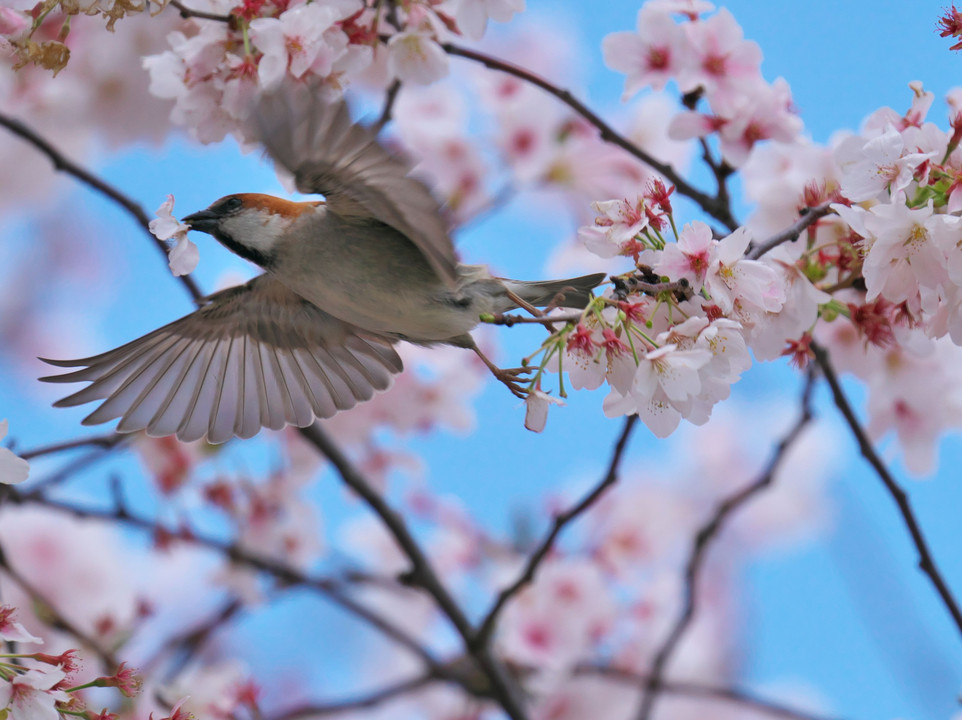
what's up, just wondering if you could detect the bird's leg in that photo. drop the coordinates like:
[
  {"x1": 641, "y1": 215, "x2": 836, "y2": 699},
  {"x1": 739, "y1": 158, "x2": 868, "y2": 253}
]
[
  {"x1": 471, "y1": 344, "x2": 531, "y2": 398},
  {"x1": 505, "y1": 288, "x2": 558, "y2": 333},
  {"x1": 504, "y1": 289, "x2": 544, "y2": 317}
]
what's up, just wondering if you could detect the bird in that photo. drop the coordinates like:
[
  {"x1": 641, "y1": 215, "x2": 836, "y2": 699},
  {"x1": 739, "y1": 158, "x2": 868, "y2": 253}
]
[{"x1": 40, "y1": 86, "x2": 606, "y2": 445}]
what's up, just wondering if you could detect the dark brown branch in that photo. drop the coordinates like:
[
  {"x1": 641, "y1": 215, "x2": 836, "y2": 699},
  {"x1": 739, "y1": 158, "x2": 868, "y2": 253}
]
[
  {"x1": 18, "y1": 432, "x2": 124, "y2": 461},
  {"x1": 298, "y1": 423, "x2": 530, "y2": 720},
  {"x1": 373, "y1": 80, "x2": 403, "y2": 133},
  {"x1": 269, "y1": 673, "x2": 434, "y2": 720},
  {"x1": 154, "y1": 599, "x2": 244, "y2": 682},
  {"x1": 441, "y1": 42, "x2": 739, "y2": 232},
  {"x1": 481, "y1": 311, "x2": 583, "y2": 328},
  {"x1": 583, "y1": 664, "x2": 843, "y2": 720},
  {"x1": 4, "y1": 486, "x2": 439, "y2": 674},
  {"x1": 697, "y1": 137, "x2": 734, "y2": 216},
  {"x1": 0, "y1": 112, "x2": 204, "y2": 306},
  {"x1": 636, "y1": 370, "x2": 816, "y2": 720},
  {"x1": 474, "y1": 415, "x2": 638, "y2": 648},
  {"x1": 812, "y1": 343, "x2": 962, "y2": 638},
  {"x1": 168, "y1": 0, "x2": 231, "y2": 22},
  {"x1": 747, "y1": 204, "x2": 834, "y2": 260}
]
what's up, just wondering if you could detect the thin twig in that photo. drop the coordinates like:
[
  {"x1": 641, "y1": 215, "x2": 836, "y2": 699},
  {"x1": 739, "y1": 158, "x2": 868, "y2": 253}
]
[
  {"x1": 812, "y1": 342, "x2": 962, "y2": 638},
  {"x1": 373, "y1": 80, "x2": 403, "y2": 133},
  {"x1": 0, "y1": 112, "x2": 204, "y2": 306},
  {"x1": 269, "y1": 673, "x2": 435, "y2": 720},
  {"x1": 697, "y1": 137, "x2": 734, "y2": 214},
  {"x1": 156, "y1": 599, "x2": 244, "y2": 682},
  {"x1": 481, "y1": 311, "x2": 583, "y2": 328},
  {"x1": 168, "y1": 0, "x2": 231, "y2": 22},
  {"x1": 747, "y1": 204, "x2": 834, "y2": 260},
  {"x1": 636, "y1": 370, "x2": 816, "y2": 720},
  {"x1": 441, "y1": 42, "x2": 739, "y2": 232},
  {"x1": 474, "y1": 416, "x2": 638, "y2": 648},
  {"x1": 18, "y1": 433, "x2": 124, "y2": 461},
  {"x1": 583, "y1": 664, "x2": 843, "y2": 720},
  {"x1": 298, "y1": 423, "x2": 530, "y2": 720}
]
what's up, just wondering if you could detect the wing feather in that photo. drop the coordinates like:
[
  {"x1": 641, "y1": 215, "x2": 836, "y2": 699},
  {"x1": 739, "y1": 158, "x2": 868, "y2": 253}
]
[
  {"x1": 42, "y1": 275, "x2": 403, "y2": 444},
  {"x1": 253, "y1": 85, "x2": 460, "y2": 287}
]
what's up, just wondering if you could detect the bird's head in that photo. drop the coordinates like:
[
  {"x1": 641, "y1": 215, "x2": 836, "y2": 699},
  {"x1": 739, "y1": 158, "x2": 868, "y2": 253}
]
[{"x1": 182, "y1": 193, "x2": 320, "y2": 268}]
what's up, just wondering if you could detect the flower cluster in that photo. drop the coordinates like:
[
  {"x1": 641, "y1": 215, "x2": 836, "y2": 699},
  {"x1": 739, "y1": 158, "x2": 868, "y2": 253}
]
[
  {"x1": 603, "y1": 2, "x2": 802, "y2": 167},
  {"x1": 0, "y1": 604, "x2": 149, "y2": 720},
  {"x1": 139, "y1": 0, "x2": 524, "y2": 143}
]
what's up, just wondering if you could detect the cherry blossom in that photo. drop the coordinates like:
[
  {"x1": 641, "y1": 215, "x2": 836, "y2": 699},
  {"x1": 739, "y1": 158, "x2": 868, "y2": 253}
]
[
  {"x1": 248, "y1": 4, "x2": 343, "y2": 89},
  {"x1": 524, "y1": 388, "x2": 564, "y2": 432},
  {"x1": 443, "y1": 0, "x2": 526, "y2": 41},
  {"x1": 834, "y1": 125, "x2": 935, "y2": 202},
  {"x1": 0, "y1": 419, "x2": 29, "y2": 485},
  {"x1": 0, "y1": 666, "x2": 69, "y2": 720},
  {"x1": 833, "y1": 198, "x2": 956, "y2": 303},
  {"x1": 0, "y1": 605, "x2": 42, "y2": 644},
  {"x1": 387, "y1": 31, "x2": 450, "y2": 85},
  {"x1": 149, "y1": 194, "x2": 198, "y2": 277},
  {"x1": 677, "y1": 8, "x2": 763, "y2": 102},
  {"x1": 602, "y1": 5, "x2": 690, "y2": 98}
]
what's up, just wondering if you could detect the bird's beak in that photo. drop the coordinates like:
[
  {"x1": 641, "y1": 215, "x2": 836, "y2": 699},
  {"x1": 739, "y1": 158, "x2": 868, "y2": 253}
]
[{"x1": 181, "y1": 209, "x2": 219, "y2": 234}]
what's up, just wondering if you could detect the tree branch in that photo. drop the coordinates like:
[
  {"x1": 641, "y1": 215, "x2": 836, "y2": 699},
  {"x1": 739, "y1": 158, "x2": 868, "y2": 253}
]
[
  {"x1": 441, "y1": 42, "x2": 740, "y2": 232},
  {"x1": 747, "y1": 204, "x2": 834, "y2": 260},
  {"x1": 635, "y1": 369, "x2": 816, "y2": 720},
  {"x1": 373, "y1": 80, "x2": 403, "y2": 133},
  {"x1": 0, "y1": 112, "x2": 204, "y2": 306},
  {"x1": 18, "y1": 432, "x2": 124, "y2": 461},
  {"x1": 812, "y1": 342, "x2": 962, "y2": 638},
  {"x1": 474, "y1": 415, "x2": 638, "y2": 648},
  {"x1": 298, "y1": 423, "x2": 531, "y2": 720},
  {"x1": 269, "y1": 673, "x2": 434, "y2": 720},
  {"x1": 584, "y1": 664, "x2": 843, "y2": 720},
  {"x1": 168, "y1": 0, "x2": 231, "y2": 22}
]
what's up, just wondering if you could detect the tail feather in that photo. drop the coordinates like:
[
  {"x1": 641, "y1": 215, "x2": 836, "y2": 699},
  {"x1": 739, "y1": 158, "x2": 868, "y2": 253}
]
[{"x1": 501, "y1": 273, "x2": 607, "y2": 310}]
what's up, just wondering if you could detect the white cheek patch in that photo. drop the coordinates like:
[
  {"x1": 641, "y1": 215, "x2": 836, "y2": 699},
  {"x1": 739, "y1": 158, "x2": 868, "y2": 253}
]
[{"x1": 221, "y1": 212, "x2": 292, "y2": 255}]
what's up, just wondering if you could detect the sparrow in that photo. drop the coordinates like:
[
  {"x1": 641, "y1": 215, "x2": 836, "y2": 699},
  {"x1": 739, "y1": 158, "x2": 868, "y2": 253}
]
[{"x1": 40, "y1": 86, "x2": 606, "y2": 444}]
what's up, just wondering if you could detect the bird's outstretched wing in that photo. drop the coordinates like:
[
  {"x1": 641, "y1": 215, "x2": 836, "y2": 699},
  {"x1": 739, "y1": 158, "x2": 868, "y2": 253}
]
[
  {"x1": 252, "y1": 85, "x2": 460, "y2": 287},
  {"x1": 40, "y1": 275, "x2": 403, "y2": 444}
]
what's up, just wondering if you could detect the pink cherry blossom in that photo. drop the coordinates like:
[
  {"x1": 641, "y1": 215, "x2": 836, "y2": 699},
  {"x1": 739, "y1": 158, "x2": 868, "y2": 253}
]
[
  {"x1": 834, "y1": 126, "x2": 935, "y2": 202},
  {"x1": 387, "y1": 31, "x2": 450, "y2": 85},
  {"x1": 705, "y1": 227, "x2": 785, "y2": 314},
  {"x1": 249, "y1": 4, "x2": 340, "y2": 89},
  {"x1": 677, "y1": 8, "x2": 763, "y2": 103},
  {"x1": 0, "y1": 605, "x2": 42, "y2": 644},
  {"x1": 444, "y1": 0, "x2": 526, "y2": 41},
  {"x1": 149, "y1": 195, "x2": 198, "y2": 277},
  {"x1": 602, "y1": 6, "x2": 690, "y2": 98},
  {"x1": 833, "y1": 199, "x2": 955, "y2": 303},
  {"x1": 0, "y1": 666, "x2": 69, "y2": 720},
  {"x1": 0, "y1": 419, "x2": 29, "y2": 485},
  {"x1": 654, "y1": 220, "x2": 714, "y2": 286},
  {"x1": 578, "y1": 197, "x2": 650, "y2": 258},
  {"x1": 524, "y1": 388, "x2": 564, "y2": 432}
]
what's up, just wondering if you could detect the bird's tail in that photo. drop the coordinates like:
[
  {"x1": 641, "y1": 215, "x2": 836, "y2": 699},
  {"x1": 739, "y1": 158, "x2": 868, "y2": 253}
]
[{"x1": 500, "y1": 273, "x2": 607, "y2": 311}]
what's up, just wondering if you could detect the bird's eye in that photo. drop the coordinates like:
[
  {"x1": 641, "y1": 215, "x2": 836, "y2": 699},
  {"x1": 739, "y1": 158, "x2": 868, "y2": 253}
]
[{"x1": 216, "y1": 196, "x2": 243, "y2": 214}]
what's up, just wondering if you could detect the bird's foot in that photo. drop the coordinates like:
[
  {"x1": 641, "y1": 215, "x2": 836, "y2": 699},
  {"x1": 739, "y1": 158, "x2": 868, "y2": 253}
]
[{"x1": 489, "y1": 365, "x2": 532, "y2": 399}]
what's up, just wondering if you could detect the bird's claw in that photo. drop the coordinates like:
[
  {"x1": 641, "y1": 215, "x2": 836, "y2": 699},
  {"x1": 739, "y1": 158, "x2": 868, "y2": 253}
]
[{"x1": 492, "y1": 366, "x2": 532, "y2": 399}]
